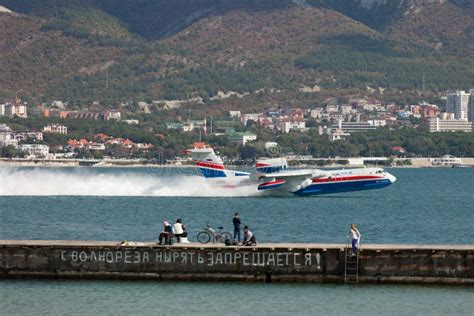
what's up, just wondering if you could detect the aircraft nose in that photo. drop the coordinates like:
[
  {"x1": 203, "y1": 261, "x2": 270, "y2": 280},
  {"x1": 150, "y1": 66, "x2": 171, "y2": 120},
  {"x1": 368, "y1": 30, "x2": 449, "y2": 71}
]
[{"x1": 387, "y1": 173, "x2": 397, "y2": 184}]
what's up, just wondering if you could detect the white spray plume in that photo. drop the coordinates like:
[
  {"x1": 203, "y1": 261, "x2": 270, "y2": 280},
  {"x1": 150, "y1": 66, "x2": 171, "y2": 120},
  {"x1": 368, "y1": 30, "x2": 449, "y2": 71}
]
[{"x1": 0, "y1": 168, "x2": 258, "y2": 197}]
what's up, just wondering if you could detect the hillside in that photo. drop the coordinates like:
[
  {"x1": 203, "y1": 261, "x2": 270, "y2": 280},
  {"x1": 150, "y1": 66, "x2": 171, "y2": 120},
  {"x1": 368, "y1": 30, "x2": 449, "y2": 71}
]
[{"x1": 0, "y1": 0, "x2": 472, "y2": 110}]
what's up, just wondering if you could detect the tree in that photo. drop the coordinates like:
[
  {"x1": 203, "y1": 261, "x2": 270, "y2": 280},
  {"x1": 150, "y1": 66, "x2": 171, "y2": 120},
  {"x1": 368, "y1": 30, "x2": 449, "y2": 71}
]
[{"x1": 0, "y1": 145, "x2": 21, "y2": 158}]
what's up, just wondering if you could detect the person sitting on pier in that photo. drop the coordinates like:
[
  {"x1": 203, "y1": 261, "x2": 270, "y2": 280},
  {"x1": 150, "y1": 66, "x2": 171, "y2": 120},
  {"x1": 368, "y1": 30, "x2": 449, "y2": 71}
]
[
  {"x1": 348, "y1": 224, "x2": 361, "y2": 255},
  {"x1": 158, "y1": 221, "x2": 175, "y2": 245},
  {"x1": 173, "y1": 218, "x2": 189, "y2": 243},
  {"x1": 243, "y1": 225, "x2": 257, "y2": 246}
]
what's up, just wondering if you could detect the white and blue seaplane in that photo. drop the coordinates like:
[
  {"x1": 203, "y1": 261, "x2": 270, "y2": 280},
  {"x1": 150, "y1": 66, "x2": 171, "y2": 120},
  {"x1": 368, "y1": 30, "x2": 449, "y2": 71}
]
[{"x1": 187, "y1": 146, "x2": 396, "y2": 196}]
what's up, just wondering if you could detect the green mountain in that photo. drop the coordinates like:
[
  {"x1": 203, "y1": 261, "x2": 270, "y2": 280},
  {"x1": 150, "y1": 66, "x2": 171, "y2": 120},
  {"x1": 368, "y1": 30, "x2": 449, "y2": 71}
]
[{"x1": 0, "y1": 0, "x2": 472, "y2": 109}]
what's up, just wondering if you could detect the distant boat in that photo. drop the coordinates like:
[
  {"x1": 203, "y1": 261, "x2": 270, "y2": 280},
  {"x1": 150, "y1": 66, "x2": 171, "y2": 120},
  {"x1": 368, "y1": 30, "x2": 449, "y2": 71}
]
[
  {"x1": 431, "y1": 155, "x2": 463, "y2": 168},
  {"x1": 452, "y1": 164, "x2": 474, "y2": 168}
]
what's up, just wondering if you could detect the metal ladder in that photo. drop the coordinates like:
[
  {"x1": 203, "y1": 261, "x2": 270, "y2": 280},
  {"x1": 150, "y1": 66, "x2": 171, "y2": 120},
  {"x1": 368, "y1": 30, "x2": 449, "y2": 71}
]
[{"x1": 344, "y1": 239, "x2": 359, "y2": 283}]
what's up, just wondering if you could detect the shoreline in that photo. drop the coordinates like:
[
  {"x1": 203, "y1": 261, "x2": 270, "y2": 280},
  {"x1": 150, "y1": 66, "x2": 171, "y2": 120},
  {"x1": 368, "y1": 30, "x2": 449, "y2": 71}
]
[{"x1": 1, "y1": 159, "x2": 473, "y2": 168}]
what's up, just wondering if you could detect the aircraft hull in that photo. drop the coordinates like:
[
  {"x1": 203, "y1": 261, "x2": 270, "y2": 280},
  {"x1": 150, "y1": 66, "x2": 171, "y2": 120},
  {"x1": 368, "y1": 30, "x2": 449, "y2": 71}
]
[{"x1": 293, "y1": 178, "x2": 392, "y2": 196}]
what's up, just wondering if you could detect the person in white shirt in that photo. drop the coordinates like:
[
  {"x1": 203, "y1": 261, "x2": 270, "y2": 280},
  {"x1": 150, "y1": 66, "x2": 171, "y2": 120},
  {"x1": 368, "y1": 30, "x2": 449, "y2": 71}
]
[
  {"x1": 348, "y1": 224, "x2": 361, "y2": 255},
  {"x1": 243, "y1": 225, "x2": 257, "y2": 246},
  {"x1": 173, "y1": 218, "x2": 188, "y2": 242}
]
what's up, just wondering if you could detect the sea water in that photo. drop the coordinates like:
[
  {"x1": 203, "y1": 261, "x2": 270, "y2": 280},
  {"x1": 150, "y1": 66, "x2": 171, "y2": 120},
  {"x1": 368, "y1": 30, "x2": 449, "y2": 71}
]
[{"x1": 0, "y1": 167, "x2": 473, "y2": 315}]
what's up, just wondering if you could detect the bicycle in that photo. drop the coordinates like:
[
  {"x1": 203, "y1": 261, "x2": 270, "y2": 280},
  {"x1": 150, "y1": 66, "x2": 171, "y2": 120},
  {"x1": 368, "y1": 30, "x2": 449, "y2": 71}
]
[{"x1": 197, "y1": 224, "x2": 232, "y2": 244}]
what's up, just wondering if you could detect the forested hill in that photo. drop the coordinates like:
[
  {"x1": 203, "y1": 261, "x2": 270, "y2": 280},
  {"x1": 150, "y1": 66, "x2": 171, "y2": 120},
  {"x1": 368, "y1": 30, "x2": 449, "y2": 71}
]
[{"x1": 0, "y1": 0, "x2": 473, "y2": 108}]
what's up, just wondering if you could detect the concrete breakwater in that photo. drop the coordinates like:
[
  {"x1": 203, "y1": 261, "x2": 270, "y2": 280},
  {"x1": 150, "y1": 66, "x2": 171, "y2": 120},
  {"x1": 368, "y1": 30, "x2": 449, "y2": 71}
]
[{"x1": 1, "y1": 241, "x2": 472, "y2": 284}]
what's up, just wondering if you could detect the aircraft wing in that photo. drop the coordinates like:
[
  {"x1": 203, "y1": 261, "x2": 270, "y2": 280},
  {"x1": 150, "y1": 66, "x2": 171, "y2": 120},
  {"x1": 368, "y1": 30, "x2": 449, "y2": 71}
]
[
  {"x1": 257, "y1": 169, "x2": 325, "y2": 192},
  {"x1": 258, "y1": 169, "x2": 320, "y2": 179}
]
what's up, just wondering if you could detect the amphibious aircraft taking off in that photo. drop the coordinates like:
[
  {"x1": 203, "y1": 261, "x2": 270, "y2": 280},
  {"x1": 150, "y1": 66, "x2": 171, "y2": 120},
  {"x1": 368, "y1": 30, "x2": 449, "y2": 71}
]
[{"x1": 186, "y1": 146, "x2": 396, "y2": 196}]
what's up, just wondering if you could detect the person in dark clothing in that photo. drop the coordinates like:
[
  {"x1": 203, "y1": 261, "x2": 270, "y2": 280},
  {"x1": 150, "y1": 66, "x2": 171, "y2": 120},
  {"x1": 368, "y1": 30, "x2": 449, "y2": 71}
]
[
  {"x1": 243, "y1": 225, "x2": 256, "y2": 246},
  {"x1": 158, "y1": 221, "x2": 174, "y2": 245},
  {"x1": 232, "y1": 213, "x2": 241, "y2": 242}
]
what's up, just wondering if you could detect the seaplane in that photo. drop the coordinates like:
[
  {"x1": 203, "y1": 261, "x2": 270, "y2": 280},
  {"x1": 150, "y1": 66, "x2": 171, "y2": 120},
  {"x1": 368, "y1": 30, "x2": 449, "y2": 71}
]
[{"x1": 186, "y1": 145, "x2": 396, "y2": 196}]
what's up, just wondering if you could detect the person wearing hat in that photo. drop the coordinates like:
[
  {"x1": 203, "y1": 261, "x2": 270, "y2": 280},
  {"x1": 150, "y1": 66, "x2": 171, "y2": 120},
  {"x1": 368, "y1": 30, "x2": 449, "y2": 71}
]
[{"x1": 158, "y1": 220, "x2": 175, "y2": 245}]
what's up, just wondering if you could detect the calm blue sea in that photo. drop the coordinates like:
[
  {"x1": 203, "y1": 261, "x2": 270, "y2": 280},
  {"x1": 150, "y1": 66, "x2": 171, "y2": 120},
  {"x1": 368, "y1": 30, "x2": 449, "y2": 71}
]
[{"x1": 0, "y1": 167, "x2": 473, "y2": 315}]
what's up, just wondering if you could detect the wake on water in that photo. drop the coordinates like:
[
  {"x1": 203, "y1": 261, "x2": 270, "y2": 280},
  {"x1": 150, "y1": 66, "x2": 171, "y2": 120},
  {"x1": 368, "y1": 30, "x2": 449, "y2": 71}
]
[{"x1": 0, "y1": 167, "x2": 259, "y2": 197}]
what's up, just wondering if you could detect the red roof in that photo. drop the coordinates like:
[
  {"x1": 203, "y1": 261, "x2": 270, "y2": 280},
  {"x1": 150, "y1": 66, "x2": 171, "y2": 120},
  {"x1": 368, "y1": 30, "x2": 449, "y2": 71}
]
[{"x1": 392, "y1": 146, "x2": 406, "y2": 153}]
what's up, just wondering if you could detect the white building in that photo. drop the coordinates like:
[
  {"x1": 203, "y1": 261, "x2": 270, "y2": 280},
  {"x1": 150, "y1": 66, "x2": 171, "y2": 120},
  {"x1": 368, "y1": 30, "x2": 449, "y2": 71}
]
[
  {"x1": 327, "y1": 129, "x2": 350, "y2": 142},
  {"x1": 228, "y1": 132, "x2": 257, "y2": 145},
  {"x1": 469, "y1": 88, "x2": 474, "y2": 122},
  {"x1": 43, "y1": 124, "x2": 68, "y2": 135},
  {"x1": 310, "y1": 108, "x2": 324, "y2": 118},
  {"x1": 14, "y1": 131, "x2": 43, "y2": 141},
  {"x1": 331, "y1": 120, "x2": 377, "y2": 132},
  {"x1": 0, "y1": 124, "x2": 18, "y2": 148},
  {"x1": 446, "y1": 91, "x2": 469, "y2": 121},
  {"x1": 87, "y1": 143, "x2": 106, "y2": 151},
  {"x1": 429, "y1": 117, "x2": 472, "y2": 132},
  {"x1": 229, "y1": 111, "x2": 241, "y2": 118},
  {"x1": 18, "y1": 144, "x2": 49, "y2": 157},
  {"x1": 367, "y1": 119, "x2": 387, "y2": 127},
  {"x1": 3, "y1": 101, "x2": 27, "y2": 118},
  {"x1": 279, "y1": 120, "x2": 306, "y2": 133},
  {"x1": 124, "y1": 119, "x2": 139, "y2": 125},
  {"x1": 240, "y1": 113, "x2": 261, "y2": 126},
  {"x1": 103, "y1": 110, "x2": 121, "y2": 121}
]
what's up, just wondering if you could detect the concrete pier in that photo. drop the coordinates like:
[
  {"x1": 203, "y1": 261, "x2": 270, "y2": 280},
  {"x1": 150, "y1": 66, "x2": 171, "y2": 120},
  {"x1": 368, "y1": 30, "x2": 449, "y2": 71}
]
[{"x1": 1, "y1": 240, "x2": 473, "y2": 284}]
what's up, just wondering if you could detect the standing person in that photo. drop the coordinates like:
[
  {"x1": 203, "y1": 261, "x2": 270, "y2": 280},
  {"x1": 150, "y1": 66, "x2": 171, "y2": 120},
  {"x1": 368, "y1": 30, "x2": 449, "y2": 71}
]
[
  {"x1": 348, "y1": 224, "x2": 361, "y2": 255},
  {"x1": 243, "y1": 225, "x2": 257, "y2": 246},
  {"x1": 232, "y1": 212, "x2": 242, "y2": 243},
  {"x1": 158, "y1": 221, "x2": 174, "y2": 245},
  {"x1": 173, "y1": 218, "x2": 188, "y2": 243}
]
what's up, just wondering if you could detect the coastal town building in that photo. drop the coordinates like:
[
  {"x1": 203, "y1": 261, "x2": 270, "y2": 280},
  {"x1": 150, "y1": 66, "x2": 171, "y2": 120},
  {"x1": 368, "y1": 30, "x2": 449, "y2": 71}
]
[
  {"x1": 124, "y1": 119, "x2": 139, "y2": 125},
  {"x1": 229, "y1": 111, "x2": 241, "y2": 118},
  {"x1": 43, "y1": 124, "x2": 68, "y2": 135},
  {"x1": 330, "y1": 121, "x2": 377, "y2": 132},
  {"x1": 327, "y1": 125, "x2": 351, "y2": 142},
  {"x1": 228, "y1": 132, "x2": 257, "y2": 145},
  {"x1": 2, "y1": 97, "x2": 27, "y2": 118},
  {"x1": 13, "y1": 131, "x2": 43, "y2": 141},
  {"x1": 166, "y1": 120, "x2": 206, "y2": 132},
  {"x1": 279, "y1": 119, "x2": 306, "y2": 133},
  {"x1": 67, "y1": 139, "x2": 90, "y2": 149},
  {"x1": 18, "y1": 144, "x2": 49, "y2": 157},
  {"x1": 0, "y1": 124, "x2": 18, "y2": 148},
  {"x1": 133, "y1": 143, "x2": 154, "y2": 151},
  {"x1": 103, "y1": 110, "x2": 122, "y2": 121},
  {"x1": 309, "y1": 108, "x2": 323, "y2": 118},
  {"x1": 367, "y1": 119, "x2": 387, "y2": 127},
  {"x1": 446, "y1": 91, "x2": 469, "y2": 121},
  {"x1": 429, "y1": 117, "x2": 472, "y2": 132},
  {"x1": 469, "y1": 89, "x2": 474, "y2": 122},
  {"x1": 422, "y1": 105, "x2": 440, "y2": 119},
  {"x1": 240, "y1": 113, "x2": 261, "y2": 126}
]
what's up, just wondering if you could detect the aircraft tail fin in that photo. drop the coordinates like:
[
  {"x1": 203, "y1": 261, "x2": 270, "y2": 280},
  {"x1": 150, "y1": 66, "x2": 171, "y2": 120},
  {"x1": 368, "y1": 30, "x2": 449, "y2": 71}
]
[{"x1": 256, "y1": 157, "x2": 288, "y2": 174}]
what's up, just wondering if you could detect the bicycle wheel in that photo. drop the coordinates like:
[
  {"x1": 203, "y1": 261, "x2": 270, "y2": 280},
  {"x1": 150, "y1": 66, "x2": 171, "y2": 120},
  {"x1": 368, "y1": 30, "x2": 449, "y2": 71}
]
[
  {"x1": 197, "y1": 231, "x2": 211, "y2": 244},
  {"x1": 219, "y1": 232, "x2": 233, "y2": 243}
]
